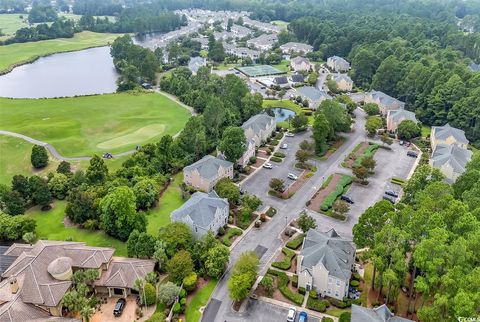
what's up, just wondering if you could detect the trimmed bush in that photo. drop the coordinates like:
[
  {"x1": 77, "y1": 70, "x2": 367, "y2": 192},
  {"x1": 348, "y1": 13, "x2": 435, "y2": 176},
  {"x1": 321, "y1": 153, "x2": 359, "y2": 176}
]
[
  {"x1": 286, "y1": 234, "x2": 305, "y2": 250},
  {"x1": 353, "y1": 144, "x2": 379, "y2": 168},
  {"x1": 298, "y1": 287, "x2": 306, "y2": 295},
  {"x1": 320, "y1": 175, "x2": 353, "y2": 211},
  {"x1": 222, "y1": 228, "x2": 243, "y2": 246},
  {"x1": 322, "y1": 318, "x2": 334, "y2": 322},
  {"x1": 179, "y1": 288, "x2": 187, "y2": 299},
  {"x1": 275, "y1": 132, "x2": 284, "y2": 140},
  {"x1": 183, "y1": 272, "x2": 197, "y2": 292},
  {"x1": 268, "y1": 269, "x2": 303, "y2": 305},
  {"x1": 306, "y1": 297, "x2": 328, "y2": 312},
  {"x1": 339, "y1": 312, "x2": 352, "y2": 322},
  {"x1": 266, "y1": 207, "x2": 277, "y2": 217},
  {"x1": 352, "y1": 272, "x2": 361, "y2": 281},
  {"x1": 329, "y1": 297, "x2": 350, "y2": 308},
  {"x1": 291, "y1": 274, "x2": 298, "y2": 287},
  {"x1": 249, "y1": 156, "x2": 257, "y2": 164},
  {"x1": 141, "y1": 283, "x2": 157, "y2": 306},
  {"x1": 350, "y1": 280, "x2": 359, "y2": 287},
  {"x1": 309, "y1": 290, "x2": 318, "y2": 299},
  {"x1": 172, "y1": 302, "x2": 181, "y2": 314},
  {"x1": 271, "y1": 248, "x2": 296, "y2": 270},
  {"x1": 270, "y1": 156, "x2": 282, "y2": 163},
  {"x1": 274, "y1": 152, "x2": 286, "y2": 158},
  {"x1": 180, "y1": 297, "x2": 187, "y2": 305}
]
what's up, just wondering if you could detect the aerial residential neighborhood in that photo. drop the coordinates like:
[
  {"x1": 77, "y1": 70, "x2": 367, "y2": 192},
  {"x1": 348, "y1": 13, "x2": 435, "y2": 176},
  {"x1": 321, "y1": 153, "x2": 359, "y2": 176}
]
[{"x1": 0, "y1": 1, "x2": 479, "y2": 322}]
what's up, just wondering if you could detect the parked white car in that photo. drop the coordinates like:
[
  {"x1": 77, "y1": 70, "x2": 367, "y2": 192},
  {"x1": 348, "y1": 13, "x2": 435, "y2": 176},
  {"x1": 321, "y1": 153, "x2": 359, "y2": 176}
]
[
  {"x1": 287, "y1": 173, "x2": 298, "y2": 180},
  {"x1": 285, "y1": 132, "x2": 295, "y2": 137},
  {"x1": 280, "y1": 143, "x2": 288, "y2": 149},
  {"x1": 263, "y1": 162, "x2": 273, "y2": 169},
  {"x1": 287, "y1": 307, "x2": 297, "y2": 322}
]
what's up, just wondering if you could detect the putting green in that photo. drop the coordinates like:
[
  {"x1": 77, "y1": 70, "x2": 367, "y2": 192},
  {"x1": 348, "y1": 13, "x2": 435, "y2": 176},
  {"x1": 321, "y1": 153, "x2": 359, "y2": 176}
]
[{"x1": 97, "y1": 124, "x2": 166, "y2": 150}]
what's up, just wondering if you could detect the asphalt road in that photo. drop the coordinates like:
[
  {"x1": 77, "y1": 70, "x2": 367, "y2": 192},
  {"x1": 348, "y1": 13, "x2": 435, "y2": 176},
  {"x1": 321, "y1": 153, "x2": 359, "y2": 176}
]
[{"x1": 203, "y1": 109, "x2": 419, "y2": 322}]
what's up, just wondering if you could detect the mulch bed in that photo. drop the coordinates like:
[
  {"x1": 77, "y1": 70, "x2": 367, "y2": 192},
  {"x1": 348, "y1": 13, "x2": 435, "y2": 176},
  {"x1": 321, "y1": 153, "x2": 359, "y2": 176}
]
[
  {"x1": 282, "y1": 171, "x2": 307, "y2": 198},
  {"x1": 345, "y1": 142, "x2": 368, "y2": 168},
  {"x1": 288, "y1": 257, "x2": 297, "y2": 274},
  {"x1": 251, "y1": 157, "x2": 266, "y2": 168},
  {"x1": 320, "y1": 137, "x2": 345, "y2": 160},
  {"x1": 307, "y1": 174, "x2": 342, "y2": 212}
]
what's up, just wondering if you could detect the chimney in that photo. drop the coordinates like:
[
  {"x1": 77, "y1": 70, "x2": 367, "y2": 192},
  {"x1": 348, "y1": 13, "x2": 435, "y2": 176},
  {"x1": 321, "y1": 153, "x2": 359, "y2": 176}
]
[{"x1": 10, "y1": 278, "x2": 18, "y2": 294}]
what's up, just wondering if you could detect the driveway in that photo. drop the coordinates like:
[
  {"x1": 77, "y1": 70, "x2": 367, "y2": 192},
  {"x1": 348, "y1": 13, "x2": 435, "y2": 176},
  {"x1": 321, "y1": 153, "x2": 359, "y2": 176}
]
[{"x1": 91, "y1": 296, "x2": 155, "y2": 322}]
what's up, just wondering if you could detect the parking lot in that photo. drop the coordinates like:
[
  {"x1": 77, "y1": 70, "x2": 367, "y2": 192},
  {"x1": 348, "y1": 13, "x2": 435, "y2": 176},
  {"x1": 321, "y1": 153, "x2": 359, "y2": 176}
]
[{"x1": 241, "y1": 130, "x2": 311, "y2": 201}]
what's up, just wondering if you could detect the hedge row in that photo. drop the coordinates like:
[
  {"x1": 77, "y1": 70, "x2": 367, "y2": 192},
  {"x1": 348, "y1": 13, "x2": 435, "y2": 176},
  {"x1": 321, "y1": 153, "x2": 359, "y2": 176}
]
[
  {"x1": 267, "y1": 269, "x2": 304, "y2": 305},
  {"x1": 274, "y1": 152, "x2": 286, "y2": 158},
  {"x1": 286, "y1": 234, "x2": 305, "y2": 250},
  {"x1": 391, "y1": 177, "x2": 406, "y2": 186},
  {"x1": 271, "y1": 247, "x2": 296, "y2": 270},
  {"x1": 353, "y1": 144, "x2": 379, "y2": 168},
  {"x1": 306, "y1": 297, "x2": 330, "y2": 312},
  {"x1": 320, "y1": 175, "x2": 353, "y2": 211},
  {"x1": 270, "y1": 156, "x2": 283, "y2": 163},
  {"x1": 222, "y1": 227, "x2": 242, "y2": 246}
]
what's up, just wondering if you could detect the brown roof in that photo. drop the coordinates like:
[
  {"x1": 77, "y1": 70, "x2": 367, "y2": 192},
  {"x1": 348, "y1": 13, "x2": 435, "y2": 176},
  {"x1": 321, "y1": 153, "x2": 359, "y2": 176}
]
[
  {"x1": 95, "y1": 257, "x2": 155, "y2": 289},
  {"x1": 1, "y1": 241, "x2": 114, "y2": 307}
]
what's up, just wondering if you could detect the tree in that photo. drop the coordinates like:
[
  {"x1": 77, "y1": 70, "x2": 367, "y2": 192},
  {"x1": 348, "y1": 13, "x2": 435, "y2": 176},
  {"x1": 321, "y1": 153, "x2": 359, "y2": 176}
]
[
  {"x1": 219, "y1": 126, "x2": 247, "y2": 163},
  {"x1": 361, "y1": 156, "x2": 376, "y2": 172},
  {"x1": 158, "y1": 222, "x2": 193, "y2": 257},
  {"x1": 167, "y1": 250, "x2": 194, "y2": 283},
  {"x1": 321, "y1": 100, "x2": 351, "y2": 139},
  {"x1": 152, "y1": 240, "x2": 168, "y2": 270},
  {"x1": 353, "y1": 165, "x2": 369, "y2": 180},
  {"x1": 403, "y1": 165, "x2": 444, "y2": 204},
  {"x1": 157, "y1": 282, "x2": 180, "y2": 306},
  {"x1": 353, "y1": 200, "x2": 394, "y2": 248},
  {"x1": 260, "y1": 275, "x2": 274, "y2": 297},
  {"x1": 380, "y1": 133, "x2": 393, "y2": 146},
  {"x1": 216, "y1": 178, "x2": 240, "y2": 205},
  {"x1": 66, "y1": 188, "x2": 97, "y2": 224},
  {"x1": 177, "y1": 116, "x2": 207, "y2": 160},
  {"x1": 0, "y1": 212, "x2": 36, "y2": 241},
  {"x1": 228, "y1": 251, "x2": 259, "y2": 302},
  {"x1": 100, "y1": 186, "x2": 146, "y2": 241},
  {"x1": 241, "y1": 93, "x2": 263, "y2": 120},
  {"x1": 86, "y1": 155, "x2": 108, "y2": 185},
  {"x1": 205, "y1": 244, "x2": 230, "y2": 278},
  {"x1": 48, "y1": 173, "x2": 68, "y2": 199},
  {"x1": 397, "y1": 120, "x2": 421, "y2": 140},
  {"x1": 365, "y1": 115, "x2": 383, "y2": 136},
  {"x1": 291, "y1": 113, "x2": 308, "y2": 130},
  {"x1": 242, "y1": 195, "x2": 262, "y2": 211},
  {"x1": 12, "y1": 174, "x2": 30, "y2": 200},
  {"x1": 139, "y1": 282, "x2": 156, "y2": 306},
  {"x1": 31, "y1": 145, "x2": 48, "y2": 169},
  {"x1": 22, "y1": 231, "x2": 36, "y2": 244},
  {"x1": 312, "y1": 111, "x2": 330, "y2": 154},
  {"x1": 30, "y1": 177, "x2": 52, "y2": 210},
  {"x1": 297, "y1": 212, "x2": 317, "y2": 232},
  {"x1": 269, "y1": 178, "x2": 285, "y2": 192},
  {"x1": 363, "y1": 103, "x2": 380, "y2": 116},
  {"x1": 133, "y1": 178, "x2": 159, "y2": 210},
  {"x1": 127, "y1": 230, "x2": 157, "y2": 258},
  {"x1": 332, "y1": 200, "x2": 350, "y2": 216},
  {"x1": 3, "y1": 191, "x2": 26, "y2": 216},
  {"x1": 296, "y1": 149, "x2": 312, "y2": 164},
  {"x1": 308, "y1": 72, "x2": 318, "y2": 85},
  {"x1": 327, "y1": 79, "x2": 339, "y2": 93},
  {"x1": 57, "y1": 161, "x2": 71, "y2": 176}
]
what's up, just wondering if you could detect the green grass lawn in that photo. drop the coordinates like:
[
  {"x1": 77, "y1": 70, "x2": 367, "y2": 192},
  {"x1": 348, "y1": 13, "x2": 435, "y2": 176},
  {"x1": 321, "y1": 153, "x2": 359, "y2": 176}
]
[
  {"x1": 145, "y1": 173, "x2": 185, "y2": 235},
  {"x1": 0, "y1": 31, "x2": 121, "y2": 73},
  {"x1": 0, "y1": 14, "x2": 29, "y2": 39},
  {"x1": 27, "y1": 201, "x2": 127, "y2": 256},
  {"x1": 185, "y1": 279, "x2": 218, "y2": 322},
  {"x1": 327, "y1": 308, "x2": 351, "y2": 317},
  {"x1": 271, "y1": 59, "x2": 290, "y2": 73},
  {"x1": 0, "y1": 92, "x2": 190, "y2": 157},
  {"x1": 421, "y1": 125, "x2": 431, "y2": 138},
  {"x1": 270, "y1": 20, "x2": 289, "y2": 28}
]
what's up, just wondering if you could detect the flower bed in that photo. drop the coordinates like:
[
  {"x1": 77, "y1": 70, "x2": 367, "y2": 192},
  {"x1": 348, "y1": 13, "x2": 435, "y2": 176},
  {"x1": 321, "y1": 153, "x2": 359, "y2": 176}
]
[
  {"x1": 286, "y1": 234, "x2": 305, "y2": 250},
  {"x1": 267, "y1": 269, "x2": 304, "y2": 305},
  {"x1": 271, "y1": 247, "x2": 296, "y2": 270},
  {"x1": 320, "y1": 175, "x2": 352, "y2": 211},
  {"x1": 222, "y1": 227, "x2": 242, "y2": 246}
]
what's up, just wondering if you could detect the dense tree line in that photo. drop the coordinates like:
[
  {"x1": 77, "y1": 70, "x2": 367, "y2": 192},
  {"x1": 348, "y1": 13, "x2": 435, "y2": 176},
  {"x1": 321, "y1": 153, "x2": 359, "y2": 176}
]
[
  {"x1": 28, "y1": 3, "x2": 57, "y2": 23},
  {"x1": 353, "y1": 157, "x2": 480, "y2": 321},
  {"x1": 72, "y1": 0, "x2": 123, "y2": 16},
  {"x1": 3, "y1": 19, "x2": 75, "y2": 44}
]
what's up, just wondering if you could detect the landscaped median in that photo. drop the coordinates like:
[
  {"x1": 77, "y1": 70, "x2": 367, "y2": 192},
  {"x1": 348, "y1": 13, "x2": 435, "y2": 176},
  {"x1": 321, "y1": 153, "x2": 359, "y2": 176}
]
[
  {"x1": 271, "y1": 247, "x2": 296, "y2": 270},
  {"x1": 307, "y1": 173, "x2": 353, "y2": 218},
  {"x1": 221, "y1": 227, "x2": 243, "y2": 246},
  {"x1": 342, "y1": 142, "x2": 379, "y2": 168}
]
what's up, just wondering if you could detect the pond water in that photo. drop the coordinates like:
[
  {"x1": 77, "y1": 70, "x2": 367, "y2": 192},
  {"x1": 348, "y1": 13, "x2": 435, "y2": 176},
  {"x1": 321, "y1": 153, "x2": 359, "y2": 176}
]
[
  {"x1": 272, "y1": 107, "x2": 296, "y2": 122},
  {"x1": 0, "y1": 46, "x2": 118, "y2": 98}
]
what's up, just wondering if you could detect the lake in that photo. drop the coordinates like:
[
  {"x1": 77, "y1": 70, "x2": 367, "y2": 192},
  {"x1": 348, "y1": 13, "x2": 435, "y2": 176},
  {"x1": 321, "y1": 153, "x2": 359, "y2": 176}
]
[
  {"x1": 0, "y1": 46, "x2": 118, "y2": 98},
  {"x1": 273, "y1": 107, "x2": 296, "y2": 122}
]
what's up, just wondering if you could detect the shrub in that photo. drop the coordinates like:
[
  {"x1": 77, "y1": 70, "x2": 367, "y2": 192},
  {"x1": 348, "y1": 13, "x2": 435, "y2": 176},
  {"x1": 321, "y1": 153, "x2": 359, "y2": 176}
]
[
  {"x1": 222, "y1": 228, "x2": 242, "y2": 246},
  {"x1": 306, "y1": 297, "x2": 328, "y2": 312},
  {"x1": 270, "y1": 156, "x2": 282, "y2": 162},
  {"x1": 271, "y1": 139, "x2": 279, "y2": 145},
  {"x1": 353, "y1": 144, "x2": 379, "y2": 168},
  {"x1": 329, "y1": 297, "x2": 350, "y2": 308},
  {"x1": 260, "y1": 213, "x2": 267, "y2": 222},
  {"x1": 179, "y1": 288, "x2": 187, "y2": 298},
  {"x1": 275, "y1": 132, "x2": 284, "y2": 140},
  {"x1": 274, "y1": 152, "x2": 286, "y2": 158},
  {"x1": 249, "y1": 156, "x2": 257, "y2": 164},
  {"x1": 271, "y1": 248, "x2": 296, "y2": 270},
  {"x1": 268, "y1": 269, "x2": 303, "y2": 305},
  {"x1": 298, "y1": 287, "x2": 306, "y2": 295},
  {"x1": 305, "y1": 172, "x2": 314, "y2": 178},
  {"x1": 266, "y1": 207, "x2": 277, "y2": 217},
  {"x1": 320, "y1": 175, "x2": 352, "y2": 211},
  {"x1": 180, "y1": 297, "x2": 186, "y2": 305},
  {"x1": 291, "y1": 274, "x2": 298, "y2": 287},
  {"x1": 286, "y1": 234, "x2": 305, "y2": 250},
  {"x1": 172, "y1": 302, "x2": 181, "y2": 314},
  {"x1": 352, "y1": 272, "x2": 361, "y2": 281},
  {"x1": 350, "y1": 280, "x2": 359, "y2": 287},
  {"x1": 309, "y1": 290, "x2": 318, "y2": 299},
  {"x1": 339, "y1": 312, "x2": 352, "y2": 322},
  {"x1": 322, "y1": 318, "x2": 334, "y2": 322},
  {"x1": 218, "y1": 226, "x2": 225, "y2": 236},
  {"x1": 141, "y1": 283, "x2": 157, "y2": 306},
  {"x1": 145, "y1": 312, "x2": 165, "y2": 322}
]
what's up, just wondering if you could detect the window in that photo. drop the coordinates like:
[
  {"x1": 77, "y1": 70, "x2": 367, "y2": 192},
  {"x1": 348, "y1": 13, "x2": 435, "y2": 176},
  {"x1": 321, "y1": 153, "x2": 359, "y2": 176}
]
[
  {"x1": 336, "y1": 280, "x2": 340, "y2": 286},
  {"x1": 335, "y1": 292, "x2": 339, "y2": 297},
  {"x1": 327, "y1": 289, "x2": 331, "y2": 294}
]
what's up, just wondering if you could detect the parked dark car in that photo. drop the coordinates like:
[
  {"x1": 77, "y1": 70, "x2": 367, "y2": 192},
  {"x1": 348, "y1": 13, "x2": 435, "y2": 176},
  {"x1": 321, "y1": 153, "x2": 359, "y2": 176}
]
[
  {"x1": 407, "y1": 151, "x2": 418, "y2": 158},
  {"x1": 341, "y1": 195, "x2": 354, "y2": 204},
  {"x1": 385, "y1": 190, "x2": 399, "y2": 198},
  {"x1": 113, "y1": 298, "x2": 126, "y2": 317},
  {"x1": 383, "y1": 195, "x2": 396, "y2": 204}
]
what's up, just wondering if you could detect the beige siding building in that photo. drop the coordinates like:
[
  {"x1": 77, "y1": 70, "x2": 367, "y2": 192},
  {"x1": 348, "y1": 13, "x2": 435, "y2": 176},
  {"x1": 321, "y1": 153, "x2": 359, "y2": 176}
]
[
  {"x1": 297, "y1": 229, "x2": 355, "y2": 300},
  {"x1": 430, "y1": 123, "x2": 468, "y2": 150},
  {"x1": 290, "y1": 56, "x2": 312, "y2": 72},
  {"x1": 364, "y1": 90, "x2": 405, "y2": 116},
  {"x1": 326, "y1": 56, "x2": 350, "y2": 72},
  {"x1": 331, "y1": 74, "x2": 353, "y2": 91},
  {"x1": 386, "y1": 109, "x2": 417, "y2": 132},
  {"x1": 183, "y1": 155, "x2": 233, "y2": 192},
  {"x1": 242, "y1": 114, "x2": 276, "y2": 147}
]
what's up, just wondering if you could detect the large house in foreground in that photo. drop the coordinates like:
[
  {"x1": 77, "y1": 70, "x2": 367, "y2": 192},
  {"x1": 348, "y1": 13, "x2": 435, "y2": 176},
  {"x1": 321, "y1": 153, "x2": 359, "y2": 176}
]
[
  {"x1": 171, "y1": 191, "x2": 229, "y2": 239},
  {"x1": 430, "y1": 124, "x2": 471, "y2": 183},
  {"x1": 386, "y1": 109, "x2": 417, "y2": 133},
  {"x1": 352, "y1": 304, "x2": 413, "y2": 322},
  {"x1": 0, "y1": 241, "x2": 154, "y2": 321},
  {"x1": 297, "y1": 229, "x2": 355, "y2": 300},
  {"x1": 183, "y1": 155, "x2": 233, "y2": 192},
  {"x1": 238, "y1": 114, "x2": 276, "y2": 167},
  {"x1": 326, "y1": 56, "x2": 350, "y2": 72},
  {"x1": 364, "y1": 90, "x2": 405, "y2": 116}
]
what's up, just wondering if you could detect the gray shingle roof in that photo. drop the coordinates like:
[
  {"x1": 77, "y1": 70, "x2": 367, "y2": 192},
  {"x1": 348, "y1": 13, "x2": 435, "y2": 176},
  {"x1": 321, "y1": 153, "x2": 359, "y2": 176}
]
[
  {"x1": 432, "y1": 123, "x2": 468, "y2": 144},
  {"x1": 0, "y1": 246, "x2": 17, "y2": 277},
  {"x1": 290, "y1": 74, "x2": 305, "y2": 83},
  {"x1": 184, "y1": 155, "x2": 233, "y2": 180},
  {"x1": 332, "y1": 73, "x2": 353, "y2": 84},
  {"x1": 300, "y1": 229, "x2": 355, "y2": 281},
  {"x1": 431, "y1": 144, "x2": 472, "y2": 174},
  {"x1": 291, "y1": 56, "x2": 310, "y2": 65},
  {"x1": 469, "y1": 62, "x2": 480, "y2": 72},
  {"x1": 188, "y1": 56, "x2": 206, "y2": 74},
  {"x1": 274, "y1": 76, "x2": 288, "y2": 84},
  {"x1": 352, "y1": 304, "x2": 413, "y2": 322},
  {"x1": 387, "y1": 109, "x2": 417, "y2": 123},
  {"x1": 297, "y1": 86, "x2": 331, "y2": 101},
  {"x1": 242, "y1": 114, "x2": 275, "y2": 136},
  {"x1": 280, "y1": 42, "x2": 313, "y2": 52},
  {"x1": 171, "y1": 191, "x2": 228, "y2": 229},
  {"x1": 369, "y1": 91, "x2": 405, "y2": 109}
]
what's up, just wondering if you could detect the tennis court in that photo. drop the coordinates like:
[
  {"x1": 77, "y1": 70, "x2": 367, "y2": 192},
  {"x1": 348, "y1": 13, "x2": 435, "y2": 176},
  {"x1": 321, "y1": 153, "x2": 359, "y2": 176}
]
[{"x1": 236, "y1": 65, "x2": 284, "y2": 77}]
